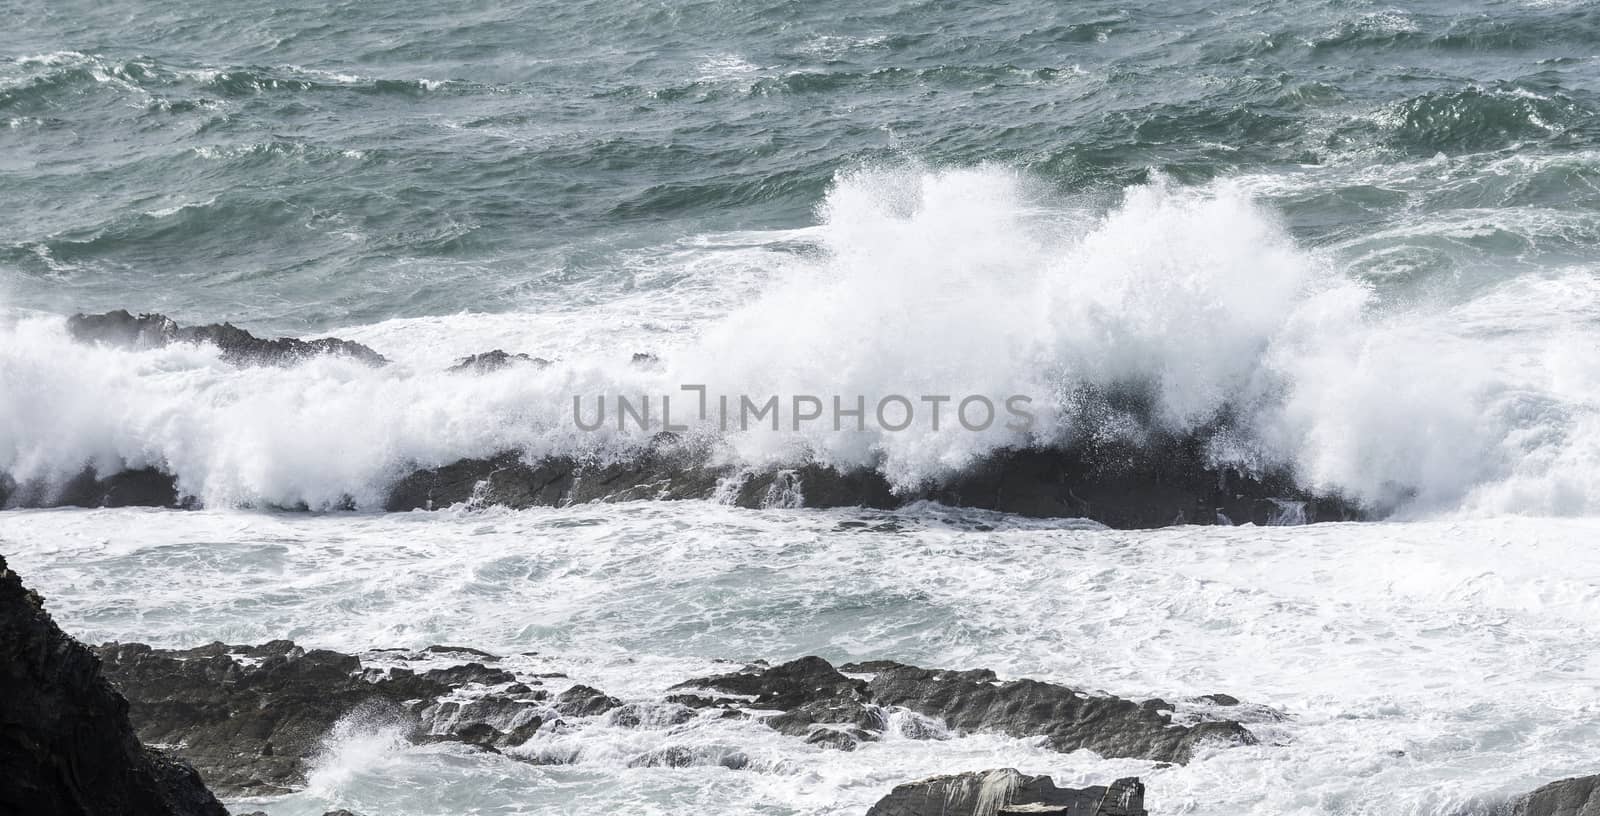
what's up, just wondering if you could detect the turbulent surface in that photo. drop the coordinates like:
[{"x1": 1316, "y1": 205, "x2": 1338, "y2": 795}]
[
  {"x1": 3, "y1": 0, "x2": 1600, "y2": 814},
  {"x1": 3, "y1": 506, "x2": 1599, "y2": 815},
  {"x1": 2, "y1": 0, "x2": 1600, "y2": 514}
]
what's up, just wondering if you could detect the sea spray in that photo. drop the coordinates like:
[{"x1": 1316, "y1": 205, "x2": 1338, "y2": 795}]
[{"x1": 2, "y1": 170, "x2": 1598, "y2": 516}]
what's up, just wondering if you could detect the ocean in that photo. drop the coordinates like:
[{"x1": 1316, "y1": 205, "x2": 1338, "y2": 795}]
[{"x1": 2, "y1": 0, "x2": 1599, "y2": 813}]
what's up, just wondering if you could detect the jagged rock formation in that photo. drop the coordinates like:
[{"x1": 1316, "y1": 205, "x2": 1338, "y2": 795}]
[
  {"x1": 93, "y1": 643, "x2": 1254, "y2": 799},
  {"x1": 67, "y1": 310, "x2": 387, "y2": 367},
  {"x1": 95, "y1": 641, "x2": 541, "y2": 795},
  {"x1": 0, "y1": 554, "x2": 228, "y2": 816},
  {"x1": 1513, "y1": 773, "x2": 1600, "y2": 816},
  {"x1": 864, "y1": 769, "x2": 1147, "y2": 816},
  {"x1": 671, "y1": 657, "x2": 1254, "y2": 760},
  {"x1": 860, "y1": 662, "x2": 1253, "y2": 763}
]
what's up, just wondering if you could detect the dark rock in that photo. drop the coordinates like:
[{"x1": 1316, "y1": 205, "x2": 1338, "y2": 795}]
[
  {"x1": 1, "y1": 466, "x2": 186, "y2": 511},
  {"x1": 94, "y1": 641, "x2": 433, "y2": 793},
  {"x1": 865, "y1": 769, "x2": 1147, "y2": 816},
  {"x1": 0, "y1": 554, "x2": 228, "y2": 816},
  {"x1": 624, "y1": 745, "x2": 748, "y2": 770},
  {"x1": 672, "y1": 656, "x2": 880, "y2": 743},
  {"x1": 607, "y1": 702, "x2": 695, "y2": 729},
  {"x1": 448, "y1": 350, "x2": 551, "y2": 373},
  {"x1": 383, "y1": 445, "x2": 730, "y2": 512},
  {"x1": 867, "y1": 664, "x2": 1254, "y2": 764},
  {"x1": 422, "y1": 644, "x2": 502, "y2": 660},
  {"x1": 673, "y1": 656, "x2": 865, "y2": 711},
  {"x1": 421, "y1": 662, "x2": 517, "y2": 686},
  {"x1": 553, "y1": 685, "x2": 623, "y2": 717},
  {"x1": 380, "y1": 444, "x2": 1356, "y2": 528},
  {"x1": 1200, "y1": 693, "x2": 1240, "y2": 706},
  {"x1": 36, "y1": 312, "x2": 1366, "y2": 527},
  {"x1": 1513, "y1": 773, "x2": 1600, "y2": 816},
  {"x1": 498, "y1": 718, "x2": 545, "y2": 749},
  {"x1": 803, "y1": 726, "x2": 875, "y2": 751},
  {"x1": 67, "y1": 310, "x2": 387, "y2": 367},
  {"x1": 416, "y1": 695, "x2": 542, "y2": 749},
  {"x1": 674, "y1": 657, "x2": 1250, "y2": 763},
  {"x1": 92, "y1": 639, "x2": 554, "y2": 794},
  {"x1": 839, "y1": 660, "x2": 913, "y2": 674}
]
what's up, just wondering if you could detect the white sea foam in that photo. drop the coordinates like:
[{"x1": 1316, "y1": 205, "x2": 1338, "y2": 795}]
[
  {"x1": 2, "y1": 506, "x2": 1597, "y2": 815},
  {"x1": 1, "y1": 166, "x2": 1597, "y2": 516}
]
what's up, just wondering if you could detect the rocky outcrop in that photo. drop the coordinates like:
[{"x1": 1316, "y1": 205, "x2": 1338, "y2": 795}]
[
  {"x1": 382, "y1": 445, "x2": 732, "y2": 512},
  {"x1": 1513, "y1": 773, "x2": 1600, "y2": 816},
  {"x1": 91, "y1": 641, "x2": 1255, "y2": 799},
  {"x1": 1, "y1": 466, "x2": 184, "y2": 510},
  {"x1": 862, "y1": 662, "x2": 1253, "y2": 764},
  {"x1": 0, "y1": 554, "x2": 228, "y2": 816},
  {"x1": 37, "y1": 310, "x2": 1363, "y2": 527},
  {"x1": 67, "y1": 310, "x2": 386, "y2": 367},
  {"x1": 865, "y1": 769, "x2": 1146, "y2": 816},
  {"x1": 95, "y1": 641, "x2": 545, "y2": 795},
  {"x1": 671, "y1": 657, "x2": 1254, "y2": 760},
  {"x1": 382, "y1": 444, "x2": 1352, "y2": 527},
  {"x1": 448, "y1": 350, "x2": 551, "y2": 373}
]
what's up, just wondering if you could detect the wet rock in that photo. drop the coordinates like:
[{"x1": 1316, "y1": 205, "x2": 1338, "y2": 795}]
[
  {"x1": 68, "y1": 310, "x2": 387, "y2": 367},
  {"x1": 40, "y1": 311, "x2": 1366, "y2": 527},
  {"x1": 607, "y1": 702, "x2": 696, "y2": 729},
  {"x1": 422, "y1": 644, "x2": 502, "y2": 660},
  {"x1": 674, "y1": 657, "x2": 1251, "y2": 763},
  {"x1": 421, "y1": 662, "x2": 517, "y2": 686},
  {"x1": 498, "y1": 718, "x2": 545, "y2": 749},
  {"x1": 416, "y1": 695, "x2": 542, "y2": 748},
  {"x1": 1, "y1": 466, "x2": 186, "y2": 511},
  {"x1": 839, "y1": 660, "x2": 912, "y2": 674},
  {"x1": 383, "y1": 445, "x2": 731, "y2": 512},
  {"x1": 1513, "y1": 773, "x2": 1600, "y2": 816},
  {"x1": 448, "y1": 350, "x2": 551, "y2": 373},
  {"x1": 0, "y1": 554, "x2": 228, "y2": 816},
  {"x1": 865, "y1": 769, "x2": 1147, "y2": 816},
  {"x1": 867, "y1": 664, "x2": 1254, "y2": 764},
  {"x1": 804, "y1": 726, "x2": 876, "y2": 751},
  {"x1": 672, "y1": 656, "x2": 880, "y2": 741},
  {"x1": 554, "y1": 685, "x2": 623, "y2": 717},
  {"x1": 93, "y1": 640, "x2": 540, "y2": 795}
]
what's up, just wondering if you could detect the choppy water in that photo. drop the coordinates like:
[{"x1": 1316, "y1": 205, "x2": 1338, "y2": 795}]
[
  {"x1": 5, "y1": 506, "x2": 1600, "y2": 815},
  {"x1": 3, "y1": 0, "x2": 1600, "y2": 814}
]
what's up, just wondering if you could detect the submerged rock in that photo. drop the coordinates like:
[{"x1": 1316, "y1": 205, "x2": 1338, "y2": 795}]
[
  {"x1": 672, "y1": 657, "x2": 1252, "y2": 763},
  {"x1": 0, "y1": 555, "x2": 228, "y2": 816},
  {"x1": 1513, "y1": 773, "x2": 1600, "y2": 816},
  {"x1": 67, "y1": 310, "x2": 387, "y2": 367},
  {"x1": 865, "y1": 769, "x2": 1147, "y2": 816}
]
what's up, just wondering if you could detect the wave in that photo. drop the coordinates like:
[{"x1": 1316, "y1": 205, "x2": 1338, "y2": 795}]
[
  {"x1": 1, "y1": 166, "x2": 1596, "y2": 518},
  {"x1": 0, "y1": 52, "x2": 456, "y2": 113}
]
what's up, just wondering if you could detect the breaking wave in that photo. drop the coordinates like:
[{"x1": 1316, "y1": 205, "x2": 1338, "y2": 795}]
[{"x1": 1, "y1": 166, "x2": 1596, "y2": 518}]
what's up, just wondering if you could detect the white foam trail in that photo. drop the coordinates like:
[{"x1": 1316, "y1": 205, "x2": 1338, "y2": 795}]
[{"x1": 1, "y1": 166, "x2": 1597, "y2": 516}]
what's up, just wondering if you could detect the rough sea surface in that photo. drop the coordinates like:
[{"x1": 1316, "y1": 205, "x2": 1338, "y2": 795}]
[{"x1": 2, "y1": 0, "x2": 1599, "y2": 814}]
